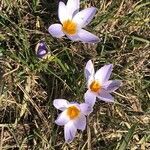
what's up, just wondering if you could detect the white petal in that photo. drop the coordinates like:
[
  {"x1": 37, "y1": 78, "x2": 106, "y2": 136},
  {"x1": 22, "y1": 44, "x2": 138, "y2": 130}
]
[
  {"x1": 73, "y1": 7, "x2": 97, "y2": 28},
  {"x1": 53, "y1": 99, "x2": 69, "y2": 111},
  {"x1": 79, "y1": 103, "x2": 93, "y2": 115},
  {"x1": 74, "y1": 114, "x2": 86, "y2": 131},
  {"x1": 67, "y1": 0, "x2": 79, "y2": 18},
  {"x1": 87, "y1": 75, "x2": 95, "y2": 88},
  {"x1": 103, "y1": 80, "x2": 122, "y2": 92},
  {"x1": 67, "y1": 102, "x2": 80, "y2": 109},
  {"x1": 97, "y1": 90, "x2": 114, "y2": 102},
  {"x1": 95, "y1": 64, "x2": 113, "y2": 84},
  {"x1": 84, "y1": 90, "x2": 96, "y2": 107},
  {"x1": 58, "y1": 2, "x2": 68, "y2": 23},
  {"x1": 77, "y1": 29, "x2": 100, "y2": 43},
  {"x1": 85, "y1": 60, "x2": 95, "y2": 81},
  {"x1": 64, "y1": 121, "x2": 77, "y2": 143},
  {"x1": 55, "y1": 110, "x2": 70, "y2": 125},
  {"x1": 66, "y1": 34, "x2": 79, "y2": 41},
  {"x1": 48, "y1": 24, "x2": 64, "y2": 38}
]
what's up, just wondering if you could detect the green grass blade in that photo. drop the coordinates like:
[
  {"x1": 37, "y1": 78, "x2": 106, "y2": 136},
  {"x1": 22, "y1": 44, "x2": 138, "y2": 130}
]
[{"x1": 117, "y1": 124, "x2": 137, "y2": 150}]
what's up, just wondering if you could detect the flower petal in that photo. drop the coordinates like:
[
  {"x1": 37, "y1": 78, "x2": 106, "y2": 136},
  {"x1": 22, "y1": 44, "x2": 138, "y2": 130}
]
[
  {"x1": 95, "y1": 64, "x2": 113, "y2": 84},
  {"x1": 67, "y1": 0, "x2": 79, "y2": 18},
  {"x1": 58, "y1": 2, "x2": 68, "y2": 23},
  {"x1": 74, "y1": 114, "x2": 86, "y2": 131},
  {"x1": 97, "y1": 90, "x2": 114, "y2": 102},
  {"x1": 77, "y1": 29, "x2": 100, "y2": 43},
  {"x1": 48, "y1": 24, "x2": 65, "y2": 38},
  {"x1": 103, "y1": 80, "x2": 122, "y2": 92},
  {"x1": 66, "y1": 34, "x2": 79, "y2": 41},
  {"x1": 64, "y1": 121, "x2": 77, "y2": 143},
  {"x1": 35, "y1": 41, "x2": 48, "y2": 58},
  {"x1": 53, "y1": 99, "x2": 69, "y2": 111},
  {"x1": 79, "y1": 103, "x2": 93, "y2": 115},
  {"x1": 55, "y1": 110, "x2": 70, "y2": 126},
  {"x1": 73, "y1": 7, "x2": 97, "y2": 28},
  {"x1": 85, "y1": 60, "x2": 95, "y2": 81},
  {"x1": 84, "y1": 90, "x2": 96, "y2": 107}
]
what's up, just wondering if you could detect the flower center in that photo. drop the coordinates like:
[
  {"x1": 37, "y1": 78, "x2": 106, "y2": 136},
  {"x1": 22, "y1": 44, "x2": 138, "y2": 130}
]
[
  {"x1": 62, "y1": 20, "x2": 77, "y2": 35},
  {"x1": 67, "y1": 106, "x2": 80, "y2": 120},
  {"x1": 90, "y1": 80, "x2": 101, "y2": 92}
]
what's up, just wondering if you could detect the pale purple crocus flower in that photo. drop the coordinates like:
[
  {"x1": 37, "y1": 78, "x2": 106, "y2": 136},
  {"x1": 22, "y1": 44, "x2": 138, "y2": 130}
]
[
  {"x1": 53, "y1": 99, "x2": 93, "y2": 142},
  {"x1": 84, "y1": 60, "x2": 122, "y2": 107},
  {"x1": 48, "y1": 0, "x2": 100, "y2": 43}
]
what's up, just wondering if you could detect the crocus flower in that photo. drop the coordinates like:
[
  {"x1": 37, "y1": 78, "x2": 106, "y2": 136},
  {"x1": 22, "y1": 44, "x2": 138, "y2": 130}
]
[
  {"x1": 35, "y1": 41, "x2": 48, "y2": 59},
  {"x1": 84, "y1": 60, "x2": 122, "y2": 107},
  {"x1": 48, "y1": 0, "x2": 100, "y2": 43},
  {"x1": 53, "y1": 99, "x2": 92, "y2": 142}
]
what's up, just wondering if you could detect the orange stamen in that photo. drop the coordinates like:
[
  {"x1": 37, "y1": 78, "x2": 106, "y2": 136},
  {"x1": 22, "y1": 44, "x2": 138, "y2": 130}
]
[
  {"x1": 67, "y1": 106, "x2": 80, "y2": 120},
  {"x1": 90, "y1": 80, "x2": 101, "y2": 92},
  {"x1": 62, "y1": 20, "x2": 77, "y2": 35}
]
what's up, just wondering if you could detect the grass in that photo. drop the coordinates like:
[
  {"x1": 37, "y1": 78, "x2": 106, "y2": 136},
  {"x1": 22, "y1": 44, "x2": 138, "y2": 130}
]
[{"x1": 0, "y1": 0, "x2": 150, "y2": 149}]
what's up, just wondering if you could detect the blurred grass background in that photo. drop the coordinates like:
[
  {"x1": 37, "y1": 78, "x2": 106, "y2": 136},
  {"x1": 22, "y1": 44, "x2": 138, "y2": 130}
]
[{"x1": 0, "y1": 0, "x2": 150, "y2": 149}]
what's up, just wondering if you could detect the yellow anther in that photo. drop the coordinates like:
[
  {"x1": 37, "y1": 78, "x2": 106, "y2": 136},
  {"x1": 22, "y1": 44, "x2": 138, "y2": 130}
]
[
  {"x1": 62, "y1": 20, "x2": 77, "y2": 35},
  {"x1": 90, "y1": 80, "x2": 101, "y2": 92},
  {"x1": 67, "y1": 106, "x2": 80, "y2": 120}
]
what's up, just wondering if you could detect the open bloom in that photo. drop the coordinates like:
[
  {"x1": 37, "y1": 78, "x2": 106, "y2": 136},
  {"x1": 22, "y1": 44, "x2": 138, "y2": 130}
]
[
  {"x1": 84, "y1": 60, "x2": 122, "y2": 107},
  {"x1": 53, "y1": 99, "x2": 92, "y2": 142},
  {"x1": 48, "y1": 0, "x2": 100, "y2": 43}
]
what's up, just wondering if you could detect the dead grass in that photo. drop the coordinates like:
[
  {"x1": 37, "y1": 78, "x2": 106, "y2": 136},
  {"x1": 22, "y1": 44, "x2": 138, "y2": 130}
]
[{"x1": 0, "y1": 0, "x2": 150, "y2": 149}]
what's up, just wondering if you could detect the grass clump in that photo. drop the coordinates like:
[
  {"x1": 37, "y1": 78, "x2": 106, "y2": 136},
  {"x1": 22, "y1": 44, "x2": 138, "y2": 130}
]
[{"x1": 0, "y1": 0, "x2": 150, "y2": 149}]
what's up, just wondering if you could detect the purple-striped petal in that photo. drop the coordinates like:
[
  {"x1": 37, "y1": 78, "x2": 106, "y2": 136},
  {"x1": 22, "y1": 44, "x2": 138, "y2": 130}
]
[
  {"x1": 84, "y1": 90, "x2": 96, "y2": 107},
  {"x1": 37, "y1": 49, "x2": 47, "y2": 56},
  {"x1": 73, "y1": 7, "x2": 97, "y2": 28},
  {"x1": 103, "y1": 80, "x2": 122, "y2": 92},
  {"x1": 95, "y1": 64, "x2": 113, "y2": 84},
  {"x1": 64, "y1": 121, "x2": 77, "y2": 143},
  {"x1": 79, "y1": 103, "x2": 93, "y2": 115},
  {"x1": 35, "y1": 41, "x2": 48, "y2": 58},
  {"x1": 73, "y1": 114, "x2": 86, "y2": 131},
  {"x1": 48, "y1": 24, "x2": 65, "y2": 38},
  {"x1": 77, "y1": 29, "x2": 100, "y2": 43},
  {"x1": 97, "y1": 90, "x2": 114, "y2": 102}
]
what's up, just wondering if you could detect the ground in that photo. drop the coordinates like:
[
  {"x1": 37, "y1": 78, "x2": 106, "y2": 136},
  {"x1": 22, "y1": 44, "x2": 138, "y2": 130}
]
[{"x1": 0, "y1": 0, "x2": 150, "y2": 149}]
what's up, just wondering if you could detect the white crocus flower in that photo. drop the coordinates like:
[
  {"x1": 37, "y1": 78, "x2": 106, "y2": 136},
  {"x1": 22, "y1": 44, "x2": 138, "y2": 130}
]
[
  {"x1": 48, "y1": 0, "x2": 100, "y2": 43},
  {"x1": 53, "y1": 99, "x2": 93, "y2": 142},
  {"x1": 84, "y1": 60, "x2": 122, "y2": 107}
]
